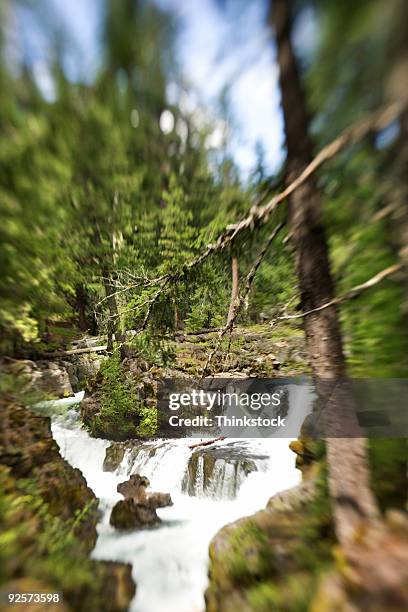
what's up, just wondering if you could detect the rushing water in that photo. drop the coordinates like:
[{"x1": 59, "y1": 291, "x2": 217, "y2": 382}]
[{"x1": 51, "y1": 392, "x2": 301, "y2": 612}]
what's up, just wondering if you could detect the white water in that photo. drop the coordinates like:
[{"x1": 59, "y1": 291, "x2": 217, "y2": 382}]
[{"x1": 50, "y1": 392, "x2": 302, "y2": 612}]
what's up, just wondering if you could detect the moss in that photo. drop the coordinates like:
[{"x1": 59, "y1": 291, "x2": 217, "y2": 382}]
[
  {"x1": 87, "y1": 354, "x2": 158, "y2": 440},
  {"x1": 136, "y1": 405, "x2": 158, "y2": 438},
  {"x1": 247, "y1": 575, "x2": 313, "y2": 612},
  {"x1": 0, "y1": 466, "x2": 103, "y2": 609},
  {"x1": 207, "y1": 464, "x2": 336, "y2": 612},
  {"x1": 293, "y1": 468, "x2": 334, "y2": 572},
  {"x1": 220, "y1": 522, "x2": 278, "y2": 585}
]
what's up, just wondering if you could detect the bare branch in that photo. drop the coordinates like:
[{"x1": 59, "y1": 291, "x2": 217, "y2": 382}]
[
  {"x1": 97, "y1": 100, "x2": 406, "y2": 334},
  {"x1": 201, "y1": 223, "x2": 285, "y2": 375},
  {"x1": 204, "y1": 101, "x2": 406, "y2": 252},
  {"x1": 278, "y1": 263, "x2": 402, "y2": 321},
  {"x1": 127, "y1": 100, "x2": 406, "y2": 296}
]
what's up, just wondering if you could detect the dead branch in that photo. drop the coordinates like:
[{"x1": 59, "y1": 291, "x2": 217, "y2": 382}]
[
  {"x1": 203, "y1": 100, "x2": 406, "y2": 253},
  {"x1": 202, "y1": 223, "x2": 285, "y2": 375},
  {"x1": 188, "y1": 437, "x2": 226, "y2": 449},
  {"x1": 96, "y1": 101, "x2": 406, "y2": 335},
  {"x1": 279, "y1": 263, "x2": 402, "y2": 320},
  {"x1": 45, "y1": 345, "x2": 108, "y2": 357}
]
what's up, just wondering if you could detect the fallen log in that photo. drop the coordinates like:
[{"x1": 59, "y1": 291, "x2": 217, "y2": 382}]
[
  {"x1": 175, "y1": 328, "x2": 221, "y2": 337},
  {"x1": 44, "y1": 345, "x2": 108, "y2": 357},
  {"x1": 188, "y1": 437, "x2": 225, "y2": 449}
]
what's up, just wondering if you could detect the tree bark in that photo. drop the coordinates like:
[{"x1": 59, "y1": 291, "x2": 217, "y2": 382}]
[
  {"x1": 226, "y1": 255, "x2": 239, "y2": 326},
  {"x1": 270, "y1": 0, "x2": 380, "y2": 546},
  {"x1": 75, "y1": 285, "x2": 89, "y2": 332},
  {"x1": 102, "y1": 272, "x2": 124, "y2": 354}
]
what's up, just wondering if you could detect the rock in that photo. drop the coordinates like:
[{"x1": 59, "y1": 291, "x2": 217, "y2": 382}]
[
  {"x1": 98, "y1": 562, "x2": 136, "y2": 611},
  {"x1": 80, "y1": 393, "x2": 102, "y2": 428},
  {"x1": 182, "y1": 442, "x2": 266, "y2": 499},
  {"x1": 110, "y1": 474, "x2": 172, "y2": 530},
  {"x1": 205, "y1": 474, "x2": 336, "y2": 612},
  {"x1": 116, "y1": 474, "x2": 173, "y2": 509},
  {"x1": 103, "y1": 443, "x2": 126, "y2": 472},
  {"x1": 0, "y1": 396, "x2": 136, "y2": 611},
  {"x1": 81, "y1": 357, "x2": 159, "y2": 440},
  {"x1": 0, "y1": 397, "x2": 99, "y2": 551},
  {"x1": 145, "y1": 491, "x2": 173, "y2": 508},
  {"x1": 289, "y1": 437, "x2": 318, "y2": 476},
  {"x1": 310, "y1": 571, "x2": 353, "y2": 612},
  {"x1": 1, "y1": 358, "x2": 74, "y2": 398},
  {"x1": 110, "y1": 498, "x2": 159, "y2": 529},
  {"x1": 117, "y1": 474, "x2": 150, "y2": 500},
  {"x1": 68, "y1": 353, "x2": 103, "y2": 389}
]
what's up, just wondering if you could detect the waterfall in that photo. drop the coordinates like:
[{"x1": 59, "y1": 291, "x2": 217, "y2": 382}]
[
  {"x1": 50, "y1": 394, "x2": 301, "y2": 612},
  {"x1": 194, "y1": 454, "x2": 205, "y2": 497}
]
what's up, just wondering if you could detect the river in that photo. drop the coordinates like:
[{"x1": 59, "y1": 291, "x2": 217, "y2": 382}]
[{"x1": 50, "y1": 393, "x2": 301, "y2": 612}]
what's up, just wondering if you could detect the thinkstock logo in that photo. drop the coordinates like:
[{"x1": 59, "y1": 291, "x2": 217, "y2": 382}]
[{"x1": 157, "y1": 378, "x2": 408, "y2": 439}]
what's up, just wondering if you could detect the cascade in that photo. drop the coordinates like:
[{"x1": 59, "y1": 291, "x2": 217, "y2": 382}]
[{"x1": 50, "y1": 392, "x2": 302, "y2": 612}]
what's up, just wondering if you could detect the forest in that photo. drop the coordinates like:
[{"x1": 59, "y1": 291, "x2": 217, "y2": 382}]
[{"x1": 0, "y1": 0, "x2": 407, "y2": 611}]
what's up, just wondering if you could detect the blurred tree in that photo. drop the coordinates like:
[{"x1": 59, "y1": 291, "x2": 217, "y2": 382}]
[{"x1": 270, "y1": 0, "x2": 380, "y2": 550}]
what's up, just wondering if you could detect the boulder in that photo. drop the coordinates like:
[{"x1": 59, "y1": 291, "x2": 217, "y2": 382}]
[
  {"x1": 1, "y1": 358, "x2": 74, "y2": 399},
  {"x1": 205, "y1": 478, "x2": 322, "y2": 612},
  {"x1": 0, "y1": 396, "x2": 136, "y2": 611},
  {"x1": 97, "y1": 561, "x2": 136, "y2": 611},
  {"x1": 116, "y1": 473, "x2": 173, "y2": 508},
  {"x1": 117, "y1": 473, "x2": 150, "y2": 500},
  {"x1": 110, "y1": 474, "x2": 172, "y2": 530},
  {"x1": 110, "y1": 498, "x2": 159, "y2": 530},
  {"x1": 0, "y1": 397, "x2": 98, "y2": 551},
  {"x1": 103, "y1": 443, "x2": 126, "y2": 472}
]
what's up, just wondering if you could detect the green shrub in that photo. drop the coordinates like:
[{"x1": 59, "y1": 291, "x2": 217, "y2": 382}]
[
  {"x1": 0, "y1": 467, "x2": 102, "y2": 607},
  {"x1": 89, "y1": 355, "x2": 158, "y2": 440}
]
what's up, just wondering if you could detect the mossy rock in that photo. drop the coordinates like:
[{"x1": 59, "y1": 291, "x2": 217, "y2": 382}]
[
  {"x1": 103, "y1": 443, "x2": 126, "y2": 472},
  {"x1": 205, "y1": 468, "x2": 335, "y2": 612},
  {"x1": 0, "y1": 398, "x2": 136, "y2": 612},
  {"x1": 110, "y1": 499, "x2": 160, "y2": 530}
]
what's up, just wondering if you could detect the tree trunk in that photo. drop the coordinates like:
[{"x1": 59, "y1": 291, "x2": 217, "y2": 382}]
[
  {"x1": 270, "y1": 0, "x2": 379, "y2": 545},
  {"x1": 226, "y1": 255, "x2": 239, "y2": 326},
  {"x1": 75, "y1": 285, "x2": 89, "y2": 332},
  {"x1": 93, "y1": 227, "x2": 125, "y2": 354},
  {"x1": 102, "y1": 272, "x2": 124, "y2": 354}
]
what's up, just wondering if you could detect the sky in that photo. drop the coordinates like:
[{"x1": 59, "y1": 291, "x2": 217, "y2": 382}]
[{"x1": 11, "y1": 0, "x2": 317, "y2": 178}]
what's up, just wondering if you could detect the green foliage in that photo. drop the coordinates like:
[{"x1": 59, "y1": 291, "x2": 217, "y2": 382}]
[
  {"x1": 0, "y1": 467, "x2": 101, "y2": 604},
  {"x1": 324, "y1": 151, "x2": 408, "y2": 376},
  {"x1": 158, "y1": 175, "x2": 197, "y2": 272},
  {"x1": 88, "y1": 354, "x2": 159, "y2": 440},
  {"x1": 91, "y1": 355, "x2": 140, "y2": 439},
  {"x1": 130, "y1": 331, "x2": 176, "y2": 366},
  {"x1": 368, "y1": 439, "x2": 408, "y2": 512},
  {"x1": 225, "y1": 521, "x2": 278, "y2": 584},
  {"x1": 294, "y1": 467, "x2": 334, "y2": 571},
  {"x1": 247, "y1": 577, "x2": 311, "y2": 612},
  {"x1": 184, "y1": 263, "x2": 230, "y2": 331},
  {"x1": 306, "y1": 0, "x2": 408, "y2": 378},
  {"x1": 136, "y1": 405, "x2": 158, "y2": 438},
  {"x1": 248, "y1": 247, "x2": 297, "y2": 322}
]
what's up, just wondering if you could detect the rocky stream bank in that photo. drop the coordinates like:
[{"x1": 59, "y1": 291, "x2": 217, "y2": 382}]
[{"x1": 0, "y1": 396, "x2": 135, "y2": 611}]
